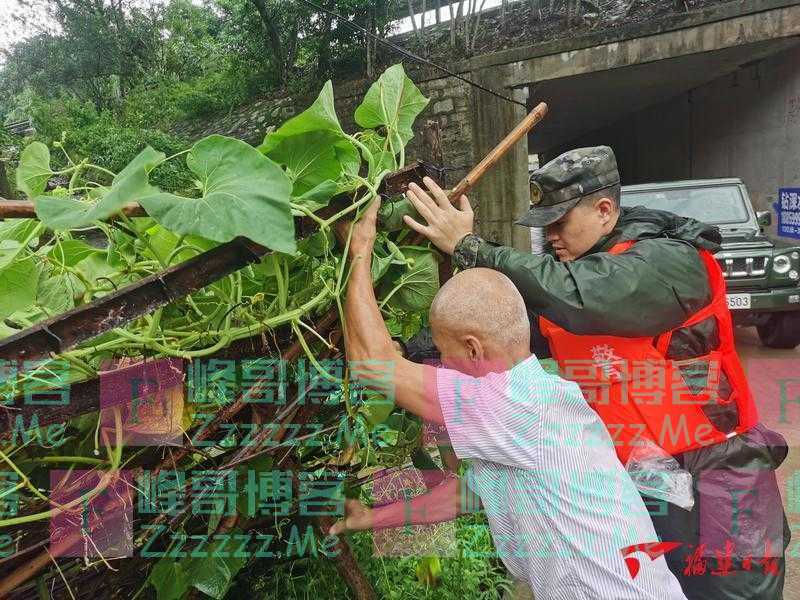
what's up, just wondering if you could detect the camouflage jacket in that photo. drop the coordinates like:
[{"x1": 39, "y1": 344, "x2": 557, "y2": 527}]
[{"x1": 453, "y1": 205, "x2": 723, "y2": 350}]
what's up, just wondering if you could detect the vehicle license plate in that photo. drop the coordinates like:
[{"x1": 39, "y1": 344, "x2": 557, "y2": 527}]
[{"x1": 726, "y1": 293, "x2": 751, "y2": 310}]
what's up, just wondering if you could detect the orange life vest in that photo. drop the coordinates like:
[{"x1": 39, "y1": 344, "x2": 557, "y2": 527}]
[{"x1": 539, "y1": 240, "x2": 759, "y2": 463}]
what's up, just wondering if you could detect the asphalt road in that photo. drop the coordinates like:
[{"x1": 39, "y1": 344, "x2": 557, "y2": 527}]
[{"x1": 735, "y1": 326, "x2": 799, "y2": 599}]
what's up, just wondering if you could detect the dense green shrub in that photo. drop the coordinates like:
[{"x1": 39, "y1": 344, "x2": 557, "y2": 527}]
[
  {"x1": 0, "y1": 127, "x2": 22, "y2": 197},
  {"x1": 121, "y1": 65, "x2": 256, "y2": 130},
  {"x1": 26, "y1": 94, "x2": 100, "y2": 143},
  {"x1": 64, "y1": 118, "x2": 194, "y2": 192},
  {"x1": 0, "y1": 128, "x2": 19, "y2": 151},
  {"x1": 16, "y1": 93, "x2": 193, "y2": 193}
]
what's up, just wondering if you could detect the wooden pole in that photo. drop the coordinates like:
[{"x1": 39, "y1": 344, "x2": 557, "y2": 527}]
[
  {"x1": 0, "y1": 199, "x2": 146, "y2": 219},
  {"x1": 447, "y1": 102, "x2": 547, "y2": 203}
]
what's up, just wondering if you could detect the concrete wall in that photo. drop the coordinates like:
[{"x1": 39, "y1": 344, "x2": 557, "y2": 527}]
[
  {"x1": 692, "y1": 45, "x2": 800, "y2": 212},
  {"x1": 549, "y1": 45, "x2": 800, "y2": 217}
]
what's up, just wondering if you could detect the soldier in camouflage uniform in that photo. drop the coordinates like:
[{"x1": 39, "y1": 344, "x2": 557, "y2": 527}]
[{"x1": 403, "y1": 147, "x2": 789, "y2": 599}]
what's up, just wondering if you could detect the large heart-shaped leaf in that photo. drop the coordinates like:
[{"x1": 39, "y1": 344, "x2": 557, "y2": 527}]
[
  {"x1": 370, "y1": 237, "x2": 406, "y2": 283},
  {"x1": 291, "y1": 180, "x2": 339, "y2": 215},
  {"x1": 258, "y1": 81, "x2": 344, "y2": 154},
  {"x1": 0, "y1": 240, "x2": 23, "y2": 271},
  {"x1": 142, "y1": 224, "x2": 181, "y2": 264},
  {"x1": 297, "y1": 229, "x2": 334, "y2": 257},
  {"x1": 259, "y1": 82, "x2": 359, "y2": 193},
  {"x1": 140, "y1": 135, "x2": 295, "y2": 253},
  {"x1": 0, "y1": 257, "x2": 38, "y2": 319},
  {"x1": 37, "y1": 272, "x2": 76, "y2": 315},
  {"x1": 0, "y1": 219, "x2": 39, "y2": 244},
  {"x1": 147, "y1": 558, "x2": 189, "y2": 600},
  {"x1": 16, "y1": 142, "x2": 52, "y2": 199},
  {"x1": 355, "y1": 64, "x2": 429, "y2": 150},
  {"x1": 359, "y1": 390, "x2": 395, "y2": 428},
  {"x1": 47, "y1": 239, "x2": 102, "y2": 267},
  {"x1": 267, "y1": 131, "x2": 359, "y2": 197},
  {"x1": 34, "y1": 165, "x2": 157, "y2": 230},
  {"x1": 75, "y1": 252, "x2": 122, "y2": 286},
  {"x1": 378, "y1": 197, "x2": 423, "y2": 232},
  {"x1": 0, "y1": 220, "x2": 39, "y2": 269},
  {"x1": 181, "y1": 541, "x2": 248, "y2": 600},
  {"x1": 384, "y1": 246, "x2": 439, "y2": 312}
]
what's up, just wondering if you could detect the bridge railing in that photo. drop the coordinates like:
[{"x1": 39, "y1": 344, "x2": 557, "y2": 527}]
[{"x1": 4, "y1": 118, "x2": 35, "y2": 137}]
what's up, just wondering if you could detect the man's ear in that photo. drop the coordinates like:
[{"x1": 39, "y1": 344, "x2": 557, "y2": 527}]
[
  {"x1": 596, "y1": 197, "x2": 616, "y2": 223},
  {"x1": 463, "y1": 335, "x2": 484, "y2": 363}
]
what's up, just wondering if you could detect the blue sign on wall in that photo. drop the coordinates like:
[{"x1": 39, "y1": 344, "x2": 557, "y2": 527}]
[{"x1": 775, "y1": 188, "x2": 800, "y2": 240}]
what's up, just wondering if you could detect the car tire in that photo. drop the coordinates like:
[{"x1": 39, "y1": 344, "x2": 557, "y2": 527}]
[{"x1": 757, "y1": 312, "x2": 800, "y2": 349}]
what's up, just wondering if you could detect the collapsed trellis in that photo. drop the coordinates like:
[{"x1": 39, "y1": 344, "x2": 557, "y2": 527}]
[
  {"x1": 0, "y1": 100, "x2": 547, "y2": 599},
  {"x1": 0, "y1": 161, "x2": 438, "y2": 600}
]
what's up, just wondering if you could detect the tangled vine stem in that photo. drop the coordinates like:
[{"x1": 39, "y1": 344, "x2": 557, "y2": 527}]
[{"x1": 0, "y1": 407, "x2": 124, "y2": 529}]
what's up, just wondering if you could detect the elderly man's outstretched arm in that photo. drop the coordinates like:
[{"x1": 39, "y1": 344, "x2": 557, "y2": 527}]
[
  {"x1": 330, "y1": 199, "x2": 467, "y2": 535},
  {"x1": 342, "y1": 199, "x2": 444, "y2": 425}
]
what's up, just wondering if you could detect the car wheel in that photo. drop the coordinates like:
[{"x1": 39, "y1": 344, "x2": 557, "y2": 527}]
[{"x1": 757, "y1": 312, "x2": 800, "y2": 349}]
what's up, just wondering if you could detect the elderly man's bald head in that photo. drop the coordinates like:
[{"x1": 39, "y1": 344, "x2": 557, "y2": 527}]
[{"x1": 429, "y1": 268, "x2": 530, "y2": 356}]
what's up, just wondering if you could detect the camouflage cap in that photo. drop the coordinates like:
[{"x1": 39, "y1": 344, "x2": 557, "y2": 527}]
[{"x1": 516, "y1": 146, "x2": 620, "y2": 228}]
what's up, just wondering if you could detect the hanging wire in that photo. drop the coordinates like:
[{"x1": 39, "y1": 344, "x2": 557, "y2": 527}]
[{"x1": 295, "y1": 0, "x2": 527, "y2": 108}]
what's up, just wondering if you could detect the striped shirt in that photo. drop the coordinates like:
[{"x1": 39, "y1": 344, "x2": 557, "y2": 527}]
[{"x1": 435, "y1": 355, "x2": 687, "y2": 600}]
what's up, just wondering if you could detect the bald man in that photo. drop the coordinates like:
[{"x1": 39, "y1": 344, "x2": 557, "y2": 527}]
[{"x1": 330, "y1": 199, "x2": 687, "y2": 600}]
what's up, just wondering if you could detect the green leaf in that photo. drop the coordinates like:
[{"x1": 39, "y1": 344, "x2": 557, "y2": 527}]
[
  {"x1": 106, "y1": 229, "x2": 136, "y2": 268},
  {"x1": 359, "y1": 390, "x2": 395, "y2": 428},
  {"x1": 378, "y1": 197, "x2": 422, "y2": 232},
  {"x1": 16, "y1": 142, "x2": 52, "y2": 199},
  {"x1": 75, "y1": 253, "x2": 117, "y2": 286},
  {"x1": 258, "y1": 81, "x2": 344, "y2": 154},
  {"x1": 147, "y1": 558, "x2": 190, "y2": 600},
  {"x1": 37, "y1": 273, "x2": 76, "y2": 315},
  {"x1": 370, "y1": 237, "x2": 405, "y2": 283},
  {"x1": 360, "y1": 129, "x2": 397, "y2": 175},
  {"x1": 258, "y1": 81, "x2": 359, "y2": 193},
  {"x1": 143, "y1": 225, "x2": 180, "y2": 264},
  {"x1": 48, "y1": 240, "x2": 101, "y2": 267},
  {"x1": 416, "y1": 556, "x2": 442, "y2": 588},
  {"x1": 385, "y1": 247, "x2": 439, "y2": 312},
  {"x1": 297, "y1": 229, "x2": 333, "y2": 258},
  {"x1": 181, "y1": 539, "x2": 248, "y2": 599},
  {"x1": 140, "y1": 135, "x2": 295, "y2": 253},
  {"x1": 0, "y1": 220, "x2": 40, "y2": 270},
  {"x1": 0, "y1": 240, "x2": 23, "y2": 271},
  {"x1": 114, "y1": 146, "x2": 165, "y2": 183},
  {"x1": 292, "y1": 180, "x2": 339, "y2": 215},
  {"x1": 234, "y1": 453, "x2": 274, "y2": 519},
  {"x1": 34, "y1": 166, "x2": 157, "y2": 230},
  {"x1": 376, "y1": 427, "x2": 399, "y2": 447},
  {"x1": 384, "y1": 310, "x2": 424, "y2": 342},
  {"x1": 0, "y1": 257, "x2": 38, "y2": 319},
  {"x1": 355, "y1": 64, "x2": 429, "y2": 150},
  {"x1": 371, "y1": 252, "x2": 393, "y2": 283},
  {"x1": 0, "y1": 219, "x2": 39, "y2": 245},
  {"x1": 267, "y1": 131, "x2": 357, "y2": 197}
]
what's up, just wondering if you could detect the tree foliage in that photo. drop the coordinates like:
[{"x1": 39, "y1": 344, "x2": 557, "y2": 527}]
[{"x1": 0, "y1": 0, "x2": 400, "y2": 116}]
